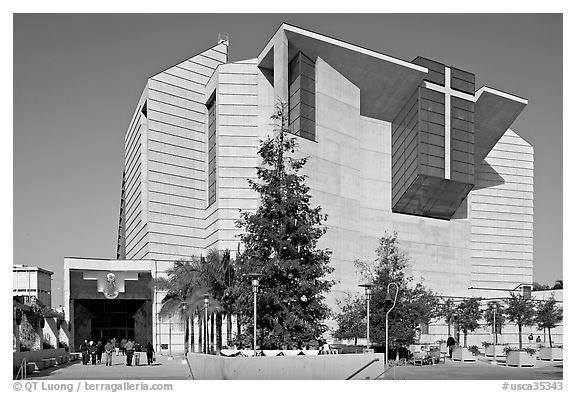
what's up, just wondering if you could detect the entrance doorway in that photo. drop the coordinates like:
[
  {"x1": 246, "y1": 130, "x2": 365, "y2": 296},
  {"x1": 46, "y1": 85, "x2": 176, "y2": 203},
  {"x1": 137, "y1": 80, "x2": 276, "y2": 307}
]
[{"x1": 73, "y1": 299, "x2": 151, "y2": 348}]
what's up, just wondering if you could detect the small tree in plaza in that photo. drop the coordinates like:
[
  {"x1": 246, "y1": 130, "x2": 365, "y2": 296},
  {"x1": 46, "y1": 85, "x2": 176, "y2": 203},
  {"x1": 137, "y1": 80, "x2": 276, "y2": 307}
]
[
  {"x1": 535, "y1": 296, "x2": 563, "y2": 347},
  {"x1": 333, "y1": 294, "x2": 366, "y2": 346},
  {"x1": 483, "y1": 300, "x2": 505, "y2": 344},
  {"x1": 453, "y1": 297, "x2": 483, "y2": 347},
  {"x1": 439, "y1": 297, "x2": 457, "y2": 337},
  {"x1": 505, "y1": 292, "x2": 536, "y2": 349},
  {"x1": 353, "y1": 232, "x2": 438, "y2": 352},
  {"x1": 234, "y1": 102, "x2": 334, "y2": 349}
]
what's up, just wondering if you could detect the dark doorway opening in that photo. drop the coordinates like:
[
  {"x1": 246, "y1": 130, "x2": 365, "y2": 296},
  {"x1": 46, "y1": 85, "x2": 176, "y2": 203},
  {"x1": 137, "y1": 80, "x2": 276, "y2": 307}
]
[{"x1": 73, "y1": 298, "x2": 152, "y2": 349}]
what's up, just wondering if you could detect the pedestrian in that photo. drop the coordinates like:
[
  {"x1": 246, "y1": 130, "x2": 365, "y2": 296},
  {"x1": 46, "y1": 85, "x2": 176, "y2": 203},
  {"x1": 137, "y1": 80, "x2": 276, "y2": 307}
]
[
  {"x1": 96, "y1": 340, "x2": 104, "y2": 364},
  {"x1": 528, "y1": 333, "x2": 534, "y2": 344},
  {"x1": 125, "y1": 339, "x2": 135, "y2": 366},
  {"x1": 90, "y1": 341, "x2": 98, "y2": 365},
  {"x1": 145, "y1": 341, "x2": 155, "y2": 365},
  {"x1": 536, "y1": 335, "x2": 542, "y2": 343},
  {"x1": 115, "y1": 339, "x2": 120, "y2": 356},
  {"x1": 104, "y1": 340, "x2": 114, "y2": 366},
  {"x1": 111, "y1": 338, "x2": 117, "y2": 356},
  {"x1": 80, "y1": 340, "x2": 89, "y2": 365},
  {"x1": 447, "y1": 336, "x2": 456, "y2": 358},
  {"x1": 120, "y1": 338, "x2": 127, "y2": 356}
]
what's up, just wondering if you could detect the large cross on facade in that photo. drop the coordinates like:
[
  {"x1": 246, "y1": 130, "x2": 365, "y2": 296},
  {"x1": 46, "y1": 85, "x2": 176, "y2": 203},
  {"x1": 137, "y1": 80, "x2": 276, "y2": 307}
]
[{"x1": 422, "y1": 66, "x2": 476, "y2": 179}]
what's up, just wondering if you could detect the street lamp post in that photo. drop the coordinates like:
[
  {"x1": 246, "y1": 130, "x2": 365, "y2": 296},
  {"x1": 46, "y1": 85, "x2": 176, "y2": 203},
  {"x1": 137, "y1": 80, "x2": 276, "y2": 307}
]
[
  {"x1": 492, "y1": 303, "x2": 498, "y2": 365},
  {"x1": 247, "y1": 273, "x2": 261, "y2": 357},
  {"x1": 204, "y1": 295, "x2": 209, "y2": 354},
  {"x1": 358, "y1": 284, "x2": 373, "y2": 351},
  {"x1": 385, "y1": 282, "x2": 399, "y2": 364}
]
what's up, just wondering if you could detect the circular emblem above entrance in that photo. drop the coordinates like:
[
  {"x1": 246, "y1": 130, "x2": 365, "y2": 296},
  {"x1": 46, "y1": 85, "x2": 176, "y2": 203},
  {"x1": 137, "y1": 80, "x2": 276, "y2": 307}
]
[{"x1": 103, "y1": 272, "x2": 119, "y2": 299}]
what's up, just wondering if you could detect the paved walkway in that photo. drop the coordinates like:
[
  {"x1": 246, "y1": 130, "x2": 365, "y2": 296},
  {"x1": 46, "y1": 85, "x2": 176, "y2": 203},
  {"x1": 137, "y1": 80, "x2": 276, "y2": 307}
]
[
  {"x1": 379, "y1": 357, "x2": 563, "y2": 380},
  {"x1": 30, "y1": 354, "x2": 192, "y2": 380},
  {"x1": 27, "y1": 353, "x2": 562, "y2": 380}
]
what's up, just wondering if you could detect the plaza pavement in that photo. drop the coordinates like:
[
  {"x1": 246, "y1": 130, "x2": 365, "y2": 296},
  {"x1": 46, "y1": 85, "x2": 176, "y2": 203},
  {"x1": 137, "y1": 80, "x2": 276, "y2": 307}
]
[
  {"x1": 27, "y1": 353, "x2": 562, "y2": 380},
  {"x1": 378, "y1": 357, "x2": 563, "y2": 380},
  {"x1": 29, "y1": 354, "x2": 192, "y2": 380}
]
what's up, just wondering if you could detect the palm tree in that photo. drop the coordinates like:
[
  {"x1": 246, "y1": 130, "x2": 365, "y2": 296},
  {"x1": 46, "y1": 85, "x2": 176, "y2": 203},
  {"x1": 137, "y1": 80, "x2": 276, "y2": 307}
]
[
  {"x1": 154, "y1": 257, "x2": 221, "y2": 354},
  {"x1": 203, "y1": 249, "x2": 237, "y2": 352}
]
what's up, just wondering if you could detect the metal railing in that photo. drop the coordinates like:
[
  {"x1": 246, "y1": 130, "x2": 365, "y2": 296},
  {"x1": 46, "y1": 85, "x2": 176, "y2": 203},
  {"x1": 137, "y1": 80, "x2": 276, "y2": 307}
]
[
  {"x1": 15, "y1": 358, "x2": 27, "y2": 380},
  {"x1": 345, "y1": 358, "x2": 379, "y2": 380}
]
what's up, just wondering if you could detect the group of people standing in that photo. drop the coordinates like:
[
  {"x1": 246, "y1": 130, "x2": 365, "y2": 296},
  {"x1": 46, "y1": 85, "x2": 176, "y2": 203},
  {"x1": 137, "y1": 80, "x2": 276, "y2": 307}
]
[{"x1": 79, "y1": 338, "x2": 156, "y2": 366}]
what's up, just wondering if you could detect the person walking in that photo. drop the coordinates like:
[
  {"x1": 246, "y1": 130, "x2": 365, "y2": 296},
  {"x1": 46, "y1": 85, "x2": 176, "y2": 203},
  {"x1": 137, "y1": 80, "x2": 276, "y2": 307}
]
[
  {"x1": 96, "y1": 340, "x2": 104, "y2": 364},
  {"x1": 536, "y1": 335, "x2": 542, "y2": 343},
  {"x1": 528, "y1": 333, "x2": 534, "y2": 345},
  {"x1": 120, "y1": 338, "x2": 127, "y2": 356},
  {"x1": 104, "y1": 340, "x2": 114, "y2": 366},
  {"x1": 125, "y1": 339, "x2": 135, "y2": 366},
  {"x1": 145, "y1": 341, "x2": 155, "y2": 365},
  {"x1": 89, "y1": 341, "x2": 98, "y2": 365},
  {"x1": 111, "y1": 338, "x2": 117, "y2": 356},
  {"x1": 80, "y1": 340, "x2": 89, "y2": 365},
  {"x1": 447, "y1": 336, "x2": 456, "y2": 358}
]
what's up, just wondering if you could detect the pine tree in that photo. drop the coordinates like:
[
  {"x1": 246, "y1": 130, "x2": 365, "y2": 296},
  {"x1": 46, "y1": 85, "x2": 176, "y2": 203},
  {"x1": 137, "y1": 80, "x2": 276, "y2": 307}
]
[{"x1": 234, "y1": 102, "x2": 334, "y2": 350}]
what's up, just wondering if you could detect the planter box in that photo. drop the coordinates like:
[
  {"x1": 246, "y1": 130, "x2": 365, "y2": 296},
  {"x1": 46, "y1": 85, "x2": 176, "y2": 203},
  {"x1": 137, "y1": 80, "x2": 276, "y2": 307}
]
[
  {"x1": 539, "y1": 347, "x2": 563, "y2": 361},
  {"x1": 506, "y1": 351, "x2": 535, "y2": 367},
  {"x1": 439, "y1": 343, "x2": 448, "y2": 354},
  {"x1": 485, "y1": 345, "x2": 507, "y2": 358},
  {"x1": 452, "y1": 347, "x2": 476, "y2": 362}
]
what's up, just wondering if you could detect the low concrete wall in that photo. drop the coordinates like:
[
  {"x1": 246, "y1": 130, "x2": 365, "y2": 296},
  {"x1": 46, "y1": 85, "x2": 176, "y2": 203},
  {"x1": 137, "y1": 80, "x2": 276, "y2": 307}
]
[
  {"x1": 13, "y1": 348, "x2": 69, "y2": 373},
  {"x1": 188, "y1": 353, "x2": 384, "y2": 380}
]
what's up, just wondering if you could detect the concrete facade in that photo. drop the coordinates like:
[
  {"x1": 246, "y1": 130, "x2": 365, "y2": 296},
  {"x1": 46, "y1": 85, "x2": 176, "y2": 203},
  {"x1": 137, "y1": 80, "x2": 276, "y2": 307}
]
[
  {"x1": 115, "y1": 24, "x2": 533, "y2": 304},
  {"x1": 105, "y1": 24, "x2": 534, "y2": 343}
]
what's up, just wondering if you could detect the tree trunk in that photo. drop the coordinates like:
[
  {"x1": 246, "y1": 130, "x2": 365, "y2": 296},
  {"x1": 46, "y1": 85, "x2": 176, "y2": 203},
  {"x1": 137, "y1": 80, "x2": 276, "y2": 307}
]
[
  {"x1": 236, "y1": 316, "x2": 241, "y2": 343},
  {"x1": 198, "y1": 317, "x2": 203, "y2": 354},
  {"x1": 447, "y1": 321, "x2": 451, "y2": 337},
  {"x1": 518, "y1": 325, "x2": 523, "y2": 349},
  {"x1": 185, "y1": 318, "x2": 189, "y2": 354},
  {"x1": 548, "y1": 327, "x2": 553, "y2": 348},
  {"x1": 216, "y1": 313, "x2": 222, "y2": 354},
  {"x1": 463, "y1": 331, "x2": 467, "y2": 347},
  {"x1": 190, "y1": 316, "x2": 194, "y2": 352},
  {"x1": 227, "y1": 314, "x2": 232, "y2": 344}
]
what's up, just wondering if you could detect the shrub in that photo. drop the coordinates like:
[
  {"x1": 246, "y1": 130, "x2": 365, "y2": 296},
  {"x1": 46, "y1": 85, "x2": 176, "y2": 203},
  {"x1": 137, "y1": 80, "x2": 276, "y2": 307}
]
[
  {"x1": 468, "y1": 345, "x2": 481, "y2": 356},
  {"x1": 504, "y1": 346, "x2": 536, "y2": 356},
  {"x1": 42, "y1": 342, "x2": 54, "y2": 350}
]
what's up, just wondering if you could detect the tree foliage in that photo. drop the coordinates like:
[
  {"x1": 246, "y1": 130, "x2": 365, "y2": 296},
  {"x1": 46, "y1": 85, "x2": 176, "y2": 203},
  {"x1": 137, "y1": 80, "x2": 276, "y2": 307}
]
[
  {"x1": 535, "y1": 296, "x2": 563, "y2": 347},
  {"x1": 505, "y1": 292, "x2": 536, "y2": 349},
  {"x1": 482, "y1": 300, "x2": 505, "y2": 344},
  {"x1": 439, "y1": 298, "x2": 457, "y2": 336},
  {"x1": 333, "y1": 294, "x2": 366, "y2": 345},
  {"x1": 234, "y1": 102, "x2": 334, "y2": 349},
  {"x1": 353, "y1": 232, "x2": 438, "y2": 352},
  {"x1": 453, "y1": 297, "x2": 483, "y2": 347},
  {"x1": 154, "y1": 256, "x2": 223, "y2": 353}
]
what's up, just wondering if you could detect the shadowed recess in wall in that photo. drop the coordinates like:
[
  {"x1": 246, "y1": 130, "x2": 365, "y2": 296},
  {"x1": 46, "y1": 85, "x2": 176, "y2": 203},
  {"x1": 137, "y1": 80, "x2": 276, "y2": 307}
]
[{"x1": 473, "y1": 159, "x2": 506, "y2": 190}]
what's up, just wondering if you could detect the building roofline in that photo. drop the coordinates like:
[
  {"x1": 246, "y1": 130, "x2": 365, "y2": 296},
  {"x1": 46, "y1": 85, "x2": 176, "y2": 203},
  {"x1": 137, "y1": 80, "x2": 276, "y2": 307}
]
[
  {"x1": 257, "y1": 22, "x2": 427, "y2": 74},
  {"x1": 475, "y1": 85, "x2": 528, "y2": 105},
  {"x1": 13, "y1": 265, "x2": 54, "y2": 275}
]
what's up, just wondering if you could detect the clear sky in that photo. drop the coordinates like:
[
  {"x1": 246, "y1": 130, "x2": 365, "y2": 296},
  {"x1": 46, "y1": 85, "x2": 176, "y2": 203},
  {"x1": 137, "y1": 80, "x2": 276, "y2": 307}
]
[{"x1": 13, "y1": 14, "x2": 562, "y2": 305}]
